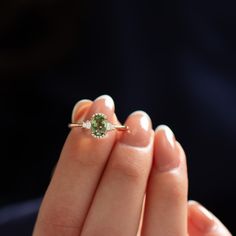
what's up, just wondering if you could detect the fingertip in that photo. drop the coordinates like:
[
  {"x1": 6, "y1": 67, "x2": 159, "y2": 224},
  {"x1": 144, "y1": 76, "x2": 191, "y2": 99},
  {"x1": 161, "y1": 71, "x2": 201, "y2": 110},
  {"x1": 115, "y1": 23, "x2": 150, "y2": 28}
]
[
  {"x1": 120, "y1": 111, "x2": 153, "y2": 147},
  {"x1": 71, "y1": 99, "x2": 93, "y2": 122},
  {"x1": 94, "y1": 94, "x2": 114, "y2": 110},
  {"x1": 188, "y1": 201, "x2": 232, "y2": 235},
  {"x1": 84, "y1": 95, "x2": 115, "y2": 124},
  {"x1": 188, "y1": 200, "x2": 199, "y2": 206},
  {"x1": 155, "y1": 125, "x2": 174, "y2": 137},
  {"x1": 153, "y1": 125, "x2": 180, "y2": 172}
]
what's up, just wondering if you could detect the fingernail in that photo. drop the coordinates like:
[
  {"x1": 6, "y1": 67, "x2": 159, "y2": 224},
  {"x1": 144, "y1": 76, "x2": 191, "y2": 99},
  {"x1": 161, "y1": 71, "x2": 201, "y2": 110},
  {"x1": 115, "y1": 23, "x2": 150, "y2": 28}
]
[
  {"x1": 71, "y1": 99, "x2": 92, "y2": 122},
  {"x1": 154, "y1": 125, "x2": 180, "y2": 171},
  {"x1": 120, "y1": 111, "x2": 153, "y2": 147},
  {"x1": 189, "y1": 201, "x2": 216, "y2": 233},
  {"x1": 86, "y1": 95, "x2": 115, "y2": 121},
  {"x1": 95, "y1": 94, "x2": 114, "y2": 110}
]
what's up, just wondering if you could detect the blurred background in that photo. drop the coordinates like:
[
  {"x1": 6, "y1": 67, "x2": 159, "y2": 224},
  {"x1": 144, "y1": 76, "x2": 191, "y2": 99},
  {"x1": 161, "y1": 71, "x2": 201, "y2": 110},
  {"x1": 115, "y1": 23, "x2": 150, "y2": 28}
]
[{"x1": 0, "y1": 0, "x2": 236, "y2": 234}]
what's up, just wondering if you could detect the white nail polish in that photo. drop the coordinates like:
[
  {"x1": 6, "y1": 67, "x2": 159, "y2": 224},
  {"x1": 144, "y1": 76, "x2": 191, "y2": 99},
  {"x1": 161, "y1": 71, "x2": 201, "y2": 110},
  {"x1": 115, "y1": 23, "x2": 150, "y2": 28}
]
[
  {"x1": 95, "y1": 95, "x2": 114, "y2": 109},
  {"x1": 140, "y1": 115, "x2": 150, "y2": 131},
  {"x1": 130, "y1": 111, "x2": 151, "y2": 131}
]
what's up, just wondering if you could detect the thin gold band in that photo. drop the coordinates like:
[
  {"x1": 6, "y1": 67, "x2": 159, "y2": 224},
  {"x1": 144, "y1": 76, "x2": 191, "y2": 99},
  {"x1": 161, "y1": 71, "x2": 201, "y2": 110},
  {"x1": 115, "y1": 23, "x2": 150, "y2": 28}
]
[{"x1": 68, "y1": 122, "x2": 128, "y2": 131}]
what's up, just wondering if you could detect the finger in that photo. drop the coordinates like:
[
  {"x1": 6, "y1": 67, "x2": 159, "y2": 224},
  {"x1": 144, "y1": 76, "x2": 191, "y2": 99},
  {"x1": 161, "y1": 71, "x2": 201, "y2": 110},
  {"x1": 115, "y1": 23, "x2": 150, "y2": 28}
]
[
  {"x1": 33, "y1": 95, "x2": 117, "y2": 236},
  {"x1": 141, "y1": 125, "x2": 188, "y2": 236},
  {"x1": 137, "y1": 197, "x2": 146, "y2": 236},
  {"x1": 188, "y1": 201, "x2": 232, "y2": 236},
  {"x1": 71, "y1": 99, "x2": 93, "y2": 122},
  {"x1": 50, "y1": 99, "x2": 93, "y2": 178},
  {"x1": 81, "y1": 111, "x2": 154, "y2": 236}
]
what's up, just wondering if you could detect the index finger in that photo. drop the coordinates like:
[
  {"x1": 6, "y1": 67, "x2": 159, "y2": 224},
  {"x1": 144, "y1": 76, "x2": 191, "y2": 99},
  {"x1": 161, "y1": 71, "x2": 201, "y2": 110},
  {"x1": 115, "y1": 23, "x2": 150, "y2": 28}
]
[{"x1": 33, "y1": 95, "x2": 117, "y2": 236}]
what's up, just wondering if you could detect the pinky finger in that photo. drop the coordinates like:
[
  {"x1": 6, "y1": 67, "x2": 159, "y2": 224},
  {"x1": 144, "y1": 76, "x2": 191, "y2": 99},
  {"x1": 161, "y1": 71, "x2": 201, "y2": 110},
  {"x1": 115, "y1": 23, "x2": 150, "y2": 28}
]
[{"x1": 188, "y1": 201, "x2": 232, "y2": 236}]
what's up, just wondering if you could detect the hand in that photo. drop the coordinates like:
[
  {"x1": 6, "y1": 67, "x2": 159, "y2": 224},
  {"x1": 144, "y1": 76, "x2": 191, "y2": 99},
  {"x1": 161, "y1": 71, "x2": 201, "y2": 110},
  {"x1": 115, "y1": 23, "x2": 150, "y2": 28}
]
[{"x1": 33, "y1": 95, "x2": 231, "y2": 236}]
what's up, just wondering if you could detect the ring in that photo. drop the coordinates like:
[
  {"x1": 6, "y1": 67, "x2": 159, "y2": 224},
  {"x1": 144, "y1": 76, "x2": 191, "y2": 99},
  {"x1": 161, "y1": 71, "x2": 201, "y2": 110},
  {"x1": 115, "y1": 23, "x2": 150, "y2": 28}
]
[{"x1": 68, "y1": 113, "x2": 128, "y2": 138}]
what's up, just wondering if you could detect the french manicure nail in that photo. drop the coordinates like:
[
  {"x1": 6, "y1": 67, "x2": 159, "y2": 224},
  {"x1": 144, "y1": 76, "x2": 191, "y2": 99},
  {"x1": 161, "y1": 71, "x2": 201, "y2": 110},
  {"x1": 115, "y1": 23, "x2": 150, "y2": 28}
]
[
  {"x1": 154, "y1": 125, "x2": 180, "y2": 171},
  {"x1": 120, "y1": 111, "x2": 153, "y2": 147},
  {"x1": 94, "y1": 94, "x2": 114, "y2": 110},
  {"x1": 85, "y1": 95, "x2": 115, "y2": 121}
]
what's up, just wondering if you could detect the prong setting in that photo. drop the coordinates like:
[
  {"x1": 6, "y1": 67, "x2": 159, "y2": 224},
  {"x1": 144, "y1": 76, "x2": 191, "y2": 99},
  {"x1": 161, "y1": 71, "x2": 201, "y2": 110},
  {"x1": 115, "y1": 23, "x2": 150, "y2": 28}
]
[{"x1": 68, "y1": 112, "x2": 127, "y2": 138}]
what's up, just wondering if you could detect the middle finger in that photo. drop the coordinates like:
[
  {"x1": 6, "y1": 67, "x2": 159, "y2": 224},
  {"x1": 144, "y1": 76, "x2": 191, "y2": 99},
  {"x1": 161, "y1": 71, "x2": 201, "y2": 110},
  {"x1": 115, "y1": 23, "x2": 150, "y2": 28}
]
[{"x1": 81, "y1": 111, "x2": 154, "y2": 236}]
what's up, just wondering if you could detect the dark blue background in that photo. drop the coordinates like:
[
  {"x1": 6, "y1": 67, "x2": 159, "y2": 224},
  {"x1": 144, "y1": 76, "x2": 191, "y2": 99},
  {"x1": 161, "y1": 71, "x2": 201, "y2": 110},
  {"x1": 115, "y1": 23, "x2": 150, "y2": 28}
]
[{"x1": 0, "y1": 0, "x2": 235, "y2": 234}]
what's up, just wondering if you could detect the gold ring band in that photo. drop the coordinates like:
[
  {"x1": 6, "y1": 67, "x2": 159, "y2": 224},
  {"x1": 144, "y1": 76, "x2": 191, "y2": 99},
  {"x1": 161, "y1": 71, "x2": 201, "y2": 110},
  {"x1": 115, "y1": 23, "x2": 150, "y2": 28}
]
[
  {"x1": 68, "y1": 123, "x2": 127, "y2": 130},
  {"x1": 68, "y1": 112, "x2": 128, "y2": 138}
]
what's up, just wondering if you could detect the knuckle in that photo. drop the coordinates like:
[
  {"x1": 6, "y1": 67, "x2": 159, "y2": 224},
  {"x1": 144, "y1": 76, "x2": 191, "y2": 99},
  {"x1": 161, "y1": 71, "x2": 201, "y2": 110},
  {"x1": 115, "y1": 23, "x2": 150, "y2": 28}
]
[
  {"x1": 36, "y1": 210, "x2": 80, "y2": 235},
  {"x1": 82, "y1": 227, "x2": 121, "y2": 236},
  {"x1": 69, "y1": 151, "x2": 105, "y2": 168},
  {"x1": 169, "y1": 184, "x2": 185, "y2": 202},
  {"x1": 65, "y1": 137, "x2": 108, "y2": 168},
  {"x1": 163, "y1": 173, "x2": 187, "y2": 202},
  {"x1": 111, "y1": 148, "x2": 150, "y2": 180}
]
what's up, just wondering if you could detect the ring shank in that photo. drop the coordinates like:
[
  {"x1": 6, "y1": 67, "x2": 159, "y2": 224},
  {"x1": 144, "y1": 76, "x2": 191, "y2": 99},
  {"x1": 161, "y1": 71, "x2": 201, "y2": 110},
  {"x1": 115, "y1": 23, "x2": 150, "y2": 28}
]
[
  {"x1": 68, "y1": 123, "x2": 83, "y2": 128},
  {"x1": 68, "y1": 123, "x2": 128, "y2": 131},
  {"x1": 113, "y1": 124, "x2": 128, "y2": 131}
]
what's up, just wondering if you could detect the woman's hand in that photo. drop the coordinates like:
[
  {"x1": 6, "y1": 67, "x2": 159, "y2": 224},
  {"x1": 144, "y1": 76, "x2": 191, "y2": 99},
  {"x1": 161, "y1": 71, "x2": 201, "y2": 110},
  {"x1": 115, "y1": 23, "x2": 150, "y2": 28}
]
[{"x1": 33, "y1": 95, "x2": 231, "y2": 236}]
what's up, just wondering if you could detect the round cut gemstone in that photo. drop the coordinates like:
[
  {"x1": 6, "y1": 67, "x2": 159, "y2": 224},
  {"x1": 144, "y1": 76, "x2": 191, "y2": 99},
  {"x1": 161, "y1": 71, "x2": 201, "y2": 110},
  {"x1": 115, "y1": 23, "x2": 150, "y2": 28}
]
[{"x1": 90, "y1": 113, "x2": 108, "y2": 138}]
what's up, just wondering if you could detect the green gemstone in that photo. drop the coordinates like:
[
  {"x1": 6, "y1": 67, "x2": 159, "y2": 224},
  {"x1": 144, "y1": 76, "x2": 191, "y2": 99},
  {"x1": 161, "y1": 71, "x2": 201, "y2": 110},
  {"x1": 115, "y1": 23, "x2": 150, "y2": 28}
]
[{"x1": 90, "y1": 113, "x2": 108, "y2": 138}]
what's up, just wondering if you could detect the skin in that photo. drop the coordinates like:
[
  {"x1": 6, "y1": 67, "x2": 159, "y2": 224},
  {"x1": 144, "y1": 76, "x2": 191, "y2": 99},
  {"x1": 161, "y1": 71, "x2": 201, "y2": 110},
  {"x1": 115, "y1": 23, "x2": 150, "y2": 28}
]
[{"x1": 33, "y1": 95, "x2": 232, "y2": 236}]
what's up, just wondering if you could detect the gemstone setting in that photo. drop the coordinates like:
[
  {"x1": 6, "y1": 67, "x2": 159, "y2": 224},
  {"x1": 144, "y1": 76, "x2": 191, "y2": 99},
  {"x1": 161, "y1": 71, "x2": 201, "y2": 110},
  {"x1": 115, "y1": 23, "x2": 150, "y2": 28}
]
[
  {"x1": 90, "y1": 113, "x2": 108, "y2": 138},
  {"x1": 82, "y1": 120, "x2": 91, "y2": 129}
]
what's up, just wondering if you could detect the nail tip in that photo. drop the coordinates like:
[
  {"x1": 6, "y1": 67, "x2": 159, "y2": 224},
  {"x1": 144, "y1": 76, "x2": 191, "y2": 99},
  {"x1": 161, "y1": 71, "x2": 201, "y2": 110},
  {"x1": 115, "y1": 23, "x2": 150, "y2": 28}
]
[
  {"x1": 155, "y1": 125, "x2": 175, "y2": 143},
  {"x1": 120, "y1": 111, "x2": 152, "y2": 147},
  {"x1": 95, "y1": 94, "x2": 113, "y2": 101},
  {"x1": 155, "y1": 124, "x2": 172, "y2": 133},
  {"x1": 188, "y1": 200, "x2": 199, "y2": 206},
  {"x1": 95, "y1": 94, "x2": 114, "y2": 109},
  {"x1": 130, "y1": 110, "x2": 148, "y2": 116},
  {"x1": 154, "y1": 124, "x2": 179, "y2": 171},
  {"x1": 130, "y1": 110, "x2": 151, "y2": 121},
  {"x1": 129, "y1": 110, "x2": 152, "y2": 130}
]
